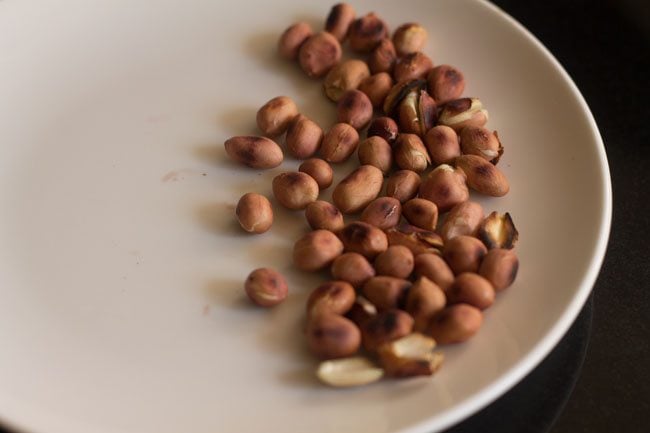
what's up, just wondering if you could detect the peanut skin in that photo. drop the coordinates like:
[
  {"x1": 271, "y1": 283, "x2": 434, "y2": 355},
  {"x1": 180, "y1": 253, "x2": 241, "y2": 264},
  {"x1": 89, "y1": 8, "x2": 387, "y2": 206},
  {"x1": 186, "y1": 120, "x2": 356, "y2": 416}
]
[{"x1": 236, "y1": 193, "x2": 273, "y2": 234}]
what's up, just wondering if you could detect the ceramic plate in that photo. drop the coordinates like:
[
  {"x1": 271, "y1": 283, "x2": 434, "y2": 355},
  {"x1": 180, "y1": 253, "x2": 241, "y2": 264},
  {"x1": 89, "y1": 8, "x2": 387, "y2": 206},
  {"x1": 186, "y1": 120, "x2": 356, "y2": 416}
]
[{"x1": 0, "y1": 1, "x2": 611, "y2": 432}]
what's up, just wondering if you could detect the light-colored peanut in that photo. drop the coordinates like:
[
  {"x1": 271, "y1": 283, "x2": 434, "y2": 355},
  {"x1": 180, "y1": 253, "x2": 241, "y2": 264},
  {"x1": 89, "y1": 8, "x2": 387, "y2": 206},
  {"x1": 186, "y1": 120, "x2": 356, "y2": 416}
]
[
  {"x1": 402, "y1": 198, "x2": 438, "y2": 231},
  {"x1": 360, "y1": 197, "x2": 402, "y2": 230},
  {"x1": 373, "y1": 245, "x2": 414, "y2": 279},
  {"x1": 385, "y1": 170, "x2": 421, "y2": 203},
  {"x1": 293, "y1": 229, "x2": 344, "y2": 271},
  {"x1": 307, "y1": 280, "x2": 356, "y2": 317},
  {"x1": 331, "y1": 253, "x2": 376, "y2": 288},
  {"x1": 332, "y1": 165, "x2": 383, "y2": 214},
  {"x1": 418, "y1": 164, "x2": 469, "y2": 212},
  {"x1": 299, "y1": 32, "x2": 342, "y2": 78},
  {"x1": 424, "y1": 125, "x2": 461, "y2": 165},
  {"x1": 286, "y1": 115, "x2": 323, "y2": 159},
  {"x1": 278, "y1": 22, "x2": 313, "y2": 60},
  {"x1": 413, "y1": 253, "x2": 454, "y2": 292},
  {"x1": 305, "y1": 200, "x2": 344, "y2": 232},
  {"x1": 325, "y1": 3, "x2": 356, "y2": 42},
  {"x1": 455, "y1": 154, "x2": 509, "y2": 197},
  {"x1": 357, "y1": 136, "x2": 393, "y2": 173},
  {"x1": 272, "y1": 171, "x2": 319, "y2": 210},
  {"x1": 256, "y1": 96, "x2": 298, "y2": 136},
  {"x1": 337, "y1": 90, "x2": 373, "y2": 130},
  {"x1": 320, "y1": 122, "x2": 360, "y2": 163},
  {"x1": 236, "y1": 193, "x2": 273, "y2": 234},
  {"x1": 358, "y1": 72, "x2": 393, "y2": 108},
  {"x1": 244, "y1": 268, "x2": 288, "y2": 307},
  {"x1": 224, "y1": 136, "x2": 283, "y2": 169},
  {"x1": 299, "y1": 158, "x2": 333, "y2": 190},
  {"x1": 324, "y1": 59, "x2": 370, "y2": 102},
  {"x1": 447, "y1": 273, "x2": 495, "y2": 310},
  {"x1": 479, "y1": 248, "x2": 519, "y2": 291},
  {"x1": 427, "y1": 304, "x2": 483, "y2": 344},
  {"x1": 338, "y1": 221, "x2": 388, "y2": 259},
  {"x1": 392, "y1": 23, "x2": 427, "y2": 56},
  {"x1": 307, "y1": 314, "x2": 361, "y2": 359},
  {"x1": 443, "y1": 235, "x2": 487, "y2": 274}
]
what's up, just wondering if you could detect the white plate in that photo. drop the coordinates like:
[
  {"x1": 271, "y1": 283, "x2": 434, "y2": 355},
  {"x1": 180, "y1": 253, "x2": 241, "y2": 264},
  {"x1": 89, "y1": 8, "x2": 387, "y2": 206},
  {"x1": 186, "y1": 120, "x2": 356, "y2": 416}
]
[{"x1": 0, "y1": 1, "x2": 611, "y2": 432}]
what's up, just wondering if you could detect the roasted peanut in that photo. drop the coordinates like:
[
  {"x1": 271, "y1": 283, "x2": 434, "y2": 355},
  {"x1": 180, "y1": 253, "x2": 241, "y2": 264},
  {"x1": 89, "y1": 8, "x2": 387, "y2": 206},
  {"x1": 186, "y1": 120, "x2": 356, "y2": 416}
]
[
  {"x1": 320, "y1": 122, "x2": 360, "y2": 163},
  {"x1": 324, "y1": 59, "x2": 370, "y2": 102},
  {"x1": 325, "y1": 3, "x2": 356, "y2": 42},
  {"x1": 316, "y1": 356, "x2": 384, "y2": 387},
  {"x1": 307, "y1": 280, "x2": 356, "y2": 317},
  {"x1": 361, "y1": 309, "x2": 414, "y2": 351},
  {"x1": 357, "y1": 136, "x2": 393, "y2": 173},
  {"x1": 418, "y1": 164, "x2": 469, "y2": 212},
  {"x1": 224, "y1": 136, "x2": 283, "y2": 169},
  {"x1": 385, "y1": 169, "x2": 421, "y2": 203},
  {"x1": 402, "y1": 198, "x2": 439, "y2": 231},
  {"x1": 293, "y1": 229, "x2": 344, "y2": 271},
  {"x1": 405, "y1": 277, "x2": 446, "y2": 331},
  {"x1": 307, "y1": 314, "x2": 361, "y2": 359},
  {"x1": 439, "y1": 201, "x2": 484, "y2": 241},
  {"x1": 305, "y1": 200, "x2": 344, "y2": 232},
  {"x1": 397, "y1": 87, "x2": 437, "y2": 137},
  {"x1": 393, "y1": 52, "x2": 434, "y2": 83},
  {"x1": 299, "y1": 32, "x2": 342, "y2": 78},
  {"x1": 367, "y1": 116, "x2": 399, "y2": 144},
  {"x1": 443, "y1": 235, "x2": 487, "y2": 274},
  {"x1": 358, "y1": 72, "x2": 393, "y2": 108},
  {"x1": 424, "y1": 125, "x2": 461, "y2": 165},
  {"x1": 377, "y1": 333, "x2": 443, "y2": 377},
  {"x1": 278, "y1": 22, "x2": 313, "y2": 60},
  {"x1": 337, "y1": 90, "x2": 373, "y2": 130},
  {"x1": 332, "y1": 165, "x2": 383, "y2": 214},
  {"x1": 286, "y1": 115, "x2": 323, "y2": 159},
  {"x1": 256, "y1": 96, "x2": 298, "y2": 137},
  {"x1": 479, "y1": 248, "x2": 519, "y2": 291},
  {"x1": 427, "y1": 65, "x2": 465, "y2": 104},
  {"x1": 427, "y1": 304, "x2": 483, "y2": 344},
  {"x1": 338, "y1": 221, "x2": 388, "y2": 259},
  {"x1": 244, "y1": 267, "x2": 288, "y2": 307},
  {"x1": 385, "y1": 224, "x2": 444, "y2": 256},
  {"x1": 383, "y1": 78, "x2": 425, "y2": 115},
  {"x1": 272, "y1": 171, "x2": 319, "y2": 210},
  {"x1": 438, "y1": 98, "x2": 488, "y2": 131},
  {"x1": 360, "y1": 197, "x2": 402, "y2": 230},
  {"x1": 413, "y1": 253, "x2": 454, "y2": 292},
  {"x1": 447, "y1": 273, "x2": 495, "y2": 310},
  {"x1": 392, "y1": 23, "x2": 427, "y2": 56},
  {"x1": 361, "y1": 276, "x2": 411, "y2": 310},
  {"x1": 236, "y1": 193, "x2": 273, "y2": 234},
  {"x1": 368, "y1": 38, "x2": 397, "y2": 74},
  {"x1": 374, "y1": 245, "x2": 414, "y2": 279},
  {"x1": 348, "y1": 12, "x2": 389, "y2": 53},
  {"x1": 455, "y1": 154, "x2": 509, "y2": 196},
  {"x1": 394, "y1": 133, "x2": 431, "y2": 172},
  {"x1": 460, "y1": 126, "x2": 503, "y2": 164},
  {"x1": 299, "y1": 158, "x2": 333, "y2": 190},
  {"x1": 477, "y1": 211, "x2": 519, "y2": 249},
  {"x1": 331, "y1": 253, "x2": 376, "y2": 288}
]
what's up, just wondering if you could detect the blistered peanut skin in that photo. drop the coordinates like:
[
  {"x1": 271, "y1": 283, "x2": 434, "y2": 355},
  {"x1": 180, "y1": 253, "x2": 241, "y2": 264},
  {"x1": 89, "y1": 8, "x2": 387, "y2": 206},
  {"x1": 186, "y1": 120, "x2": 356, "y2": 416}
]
[
  {"x1": 402, "y1": 198, "x2": 438, "y2": 231},
  {"x1": 455, "y1": 155, "x2": 510, "y2": 197},
  {"x1": 320, "y1": 123, "x2": 360, "y2": 163},
  {"x1": 385, "y1": 170, "x2": 421, "y2": 203}
]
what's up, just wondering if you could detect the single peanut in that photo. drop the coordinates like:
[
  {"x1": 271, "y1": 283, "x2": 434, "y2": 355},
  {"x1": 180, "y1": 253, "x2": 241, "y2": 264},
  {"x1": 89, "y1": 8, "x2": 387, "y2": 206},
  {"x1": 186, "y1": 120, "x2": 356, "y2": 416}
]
[
  {"x1": 332, "y1": 165, "x2": 383, "y2": 214},
  {"x1": 427, "y1": 304, "x2": 483, "y2": 344},
  {"x1": 325, "y1": 3, "x2": 356, "y2": 42},
  {"x1": 256, "y1": 96, "x2": 298, "y2": 137},
  {"x1": 324, "y1": 59, "x2": 370, "y2": 102},
  {"x1": 337, "y1": 90, "x2": 373, "y2": 130},
  {"x1": 224, "y1": 136, "x2": 283, "y2": 169},
  {"x1": 413, "y1": 253, "x2": 455, "y2": 292},
  {"x1": 479, "y1": 248, "x2": 519, "y2": 291},
  {"x1": 394, "y1": 133, "x2": 431, "y2": 172},
  {"x1": 392, "y1": 23, "x2": 427, "y2": 56},
  {"x1": 367, "y1": 116, "x2": 399, "y2": 144},
  {"x1": 293, "y1": 229, "x2": 344, "y2": 271},
  {"x1": 374, "y1": 245, "x2": 414, "y2": 279},
  {"x1": 418, "y1": 164, "x2": 469, "y2": 212},
  {"x1": 402, "y1": 198, "x2": 439, "y2": 231},
  {"x1": 299, "y1": 158, "x2": 333, "y2": 190},
  {"x1": 358, "y1": 72, "x2": 393, "y2": 108},
  {"x1": 357, "y1": 136, "x2": 393, "y2": 173},
  {"x1": 360, "y1": 197, "x2": 402, "y2": 230},
  {"x1": 361, "y1": 309, "x2": 414, "y2": 351},
  {"x1": 443, "y1": 235, "x2": 488, "y2": 274},
  {"x1": 477, "y1": 211, "x2": 519, "y2": 249},
  {"x1": 244, "y1": 268, "x2": 288, "y2": 307},
  {"x1": 368, "y1": 38, "x2": 397, "y2": 74},
  {"x1": 424, "y1": 125, "x2": 461, "y2": 165},
  {"x1": 236, "y1": 193, "x2": 273, "y2": 234},
  {"x1": 305, "y1": 200, "x2": 345, "y2": 232},
  {"x1": 320, "y1": 122, "x2": 360, "y2": 163},
  {"x1": 438, "y1": 98, "x2": 488, "y2": 131},
  {"x1": 393, "y1": 52, "x2": 434, "y2": 83},
  {"x1": 455, "y1": 154, "x2": 510, "y2": 196},
  {"x1": 348, "y1": 12, "x2": 389, "y2": 53},
  {"x1": 460, "y1": 126, "x2": 503, "y2": 164},
  {"x1": 299, "y1": 32, "x2": 342, "y2": 78},
  {"x1": 331, "y1": 253, "x2": 376, "y2": 288},
  {"x1": 439, "y1": 201, "x2": 484, "y2": 241},
  {"x1": 406, "y1": 276, "x2": 446, "y2": 331},
  {"x1": 447, "y1": 273, "x2": 495, "y2": 310},
  {"x1": 385, "y1": 170, "x2": 421, "y2": 203},
  {"x1": 361, "y1": 276, "x2": 412, "y2": 310},
  {"x1": 307, "y1": 280, "x2": 356, "y2": 317},
  {"x1": 285, "y1": 115, "x2": 323, "y2": 159},
  {"x1": 338, "y1": 221, "x2": 388, "y2": 259},
  {"x1": 278, "y1": 22, "x2": 313, "y2": 60},
  {"x1": 427, "y1": 65, "x2": 465, "y2": 104},
  {"x1": 272, "y1": 171, "x2": 319, "y2": 210},
  {"x1": 307, "y1": 314, "x2": 361, "y2": 359}
]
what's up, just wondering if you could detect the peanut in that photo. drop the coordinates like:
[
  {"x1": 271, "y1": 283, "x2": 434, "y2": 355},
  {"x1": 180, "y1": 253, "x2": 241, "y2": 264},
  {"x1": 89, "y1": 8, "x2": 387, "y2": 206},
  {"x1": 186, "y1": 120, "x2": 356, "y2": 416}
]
[
  {"x1": 413, "y1": 253, "x2": 454, "y2": 292},
  {"x1": 455, "y1": 154, "x2": 509, "y2": 196},
  {"x1": 338, "y1": 221, "x2": 388, "y2": 259},
  {"x1": 306, "y1": 314, "x2": 361, "y2": 359},
  {"x1": 385, "y1": 169, "x2": 421, "y2": 203},
  {"x1": 357, "y1": 136, "x2": 393, "y2": 173},
  {"x1": 293, "y1": 229, "x2": 344, "y2": 271},
  {"x1": 256, "y1": 96, "x2": 298, "y2": 137},
  {"x1": 298, "y1": 158, "x2": 333, "y2": 190},
  {"x1": 373, "y1": 245, "x2": 414, "y2": 279},
  {"x1": 479, "y1": 248, "x2": 519, "y2": 291},
  {"x1": 447, "y1": 273, "x2": 495, "y2": 310},
  {"x1": 443, "y1": 235, "x2": 487, "y2": 274},
  {"x1": 224, "y1": 136, "x2": 283, "y2": 169},
  {"x1": 360, "y1": 197, "x2": 402, "y2": 230},
  {"x1": 305, "y1": 200, "x2": 344, "y2": 232},
  {"x1": 244, "y1": 268, "x2": 288, "y2": 307},
  {"x1": 320, "y1": 122, "x2": 360, "y2": 163},
  {"x1": 272, "y1": 171, "x2": 319, "y2": 210},
  {"x1": 307, "y1": 280, "x2": 356, "y2": 317},
  {"x1": 331, "y1": 253, "x2": 376, "y2": 288},
  {"x1": 236, "y1": 193, "x2": 273, "y2": 234},
  {"x1": 427, "y1": 304, "x2": 483, "y2": 344},
  {"x1": 299, "y1": 32, "x2": 342, "y2": 78},
  {"x1": 285, "y1": 115, "x2": 323, "y2": 159},
  {"x1": 402, "y1": 198, "x2": 439, "y2": 231},
  {"x1": 332, "y1": 165, "x2": 383, "y2": 214}
]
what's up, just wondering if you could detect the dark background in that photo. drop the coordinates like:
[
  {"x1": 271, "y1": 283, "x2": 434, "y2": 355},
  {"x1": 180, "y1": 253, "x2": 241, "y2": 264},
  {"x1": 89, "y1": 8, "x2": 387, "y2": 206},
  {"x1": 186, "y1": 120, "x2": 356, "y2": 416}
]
[{"x1": 447, "y1": 1, "x2": 650, "y2": 432}]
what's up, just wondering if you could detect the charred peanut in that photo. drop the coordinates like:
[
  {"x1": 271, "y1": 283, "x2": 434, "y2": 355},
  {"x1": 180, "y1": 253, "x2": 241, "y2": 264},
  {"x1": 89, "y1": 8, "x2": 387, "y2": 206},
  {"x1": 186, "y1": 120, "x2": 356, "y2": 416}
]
[
  {"x1": 447, "y1": 273, "x2": 495, "y2": 310},
  {"x1": 348, "y1": 12, "x2": 389, "y2": 53},
  {"x1": 385, "y1": 224, "x2": 444, "y2": 256},
  {"x1": 338, "y1": 221, "x2": 388, "y2": 259},
  {"x1": 377, "y1": 333, "x2": 444, "y2": 377},
  {"x1": 298, "y1": 32, "x2": 342, "y2": 78},
  {"x1": 413, "y1": 253, "x2": 455, "y2": 292},
  {"x1": 337, "y1": 90, "x2": 373, "y2": 130},
  {"x1": 307, "y1": 280, "x2": 356, "y2": 317},
  {"x1": 397, "y1": 88, "x2": 437, "y2": 137},
  {"x1": 306, "y1": 314, "x2": 361, "y2": 359},
  {"x1": 293, "y1": 229, "x2": 344, "y2": 271},
  {"x1": 418, "y1": 164, "x2": 469, "y2": 212},
  {"x1": 316, "y1": 356, "x2": 384, "y2": 387},
  {"x1": 402, "y1": 198, "x2": 439, "y2": 231},
  {"x1": 368, "y1": 38, "x2": 397, "y2": 74},
  {"x1": 443, "y1": 235, "x2": 488, "y2": 274},
  {"x1": 393, "y1": 52, "x2": 434, "y2": 83},
  {"x1": 460, "y1": 126, "x2": 503, "y2": 164},
  {"x1": 346, "y1": 296, "x2": 378, "y2": 327},
  {"x1": 332, "y1": 165, "x2": 384, "y2": 214},
  {"x1": 357, "y1": 136, "x2": 393, "y2": 173},
  {"x1": 324, "y1": 60, "x2": 370, "y2": 102},
  {"x1": 358, "y1": 72, "x2": 393, "y2": 108},
  {"x1": 331, "y1": 253, "x2": 376, "y2": 288},
  {"x1": 477, "y1": 211, "x2": 519, "y2": 249},
  {"x1": 367, "y1": 116, "x2": 399, "y2": 144},
  {"x1": 425, "y1": 125, "x2": 461, "y2": 165},
  {"x1": 361, "y1": 276, "x2": 412, "y2": 310},
  {"x1": 244, "y1": 268, "x2": 289, "y2": 307},
  {"x1": 299, "y1": 158, "x2": 333, "y2": 190},
  {"x1": 455, "y1": 155, "x2": 510, "y2": 197},
  {"x1": 439, "y1": 201, "x2": 485, "y2": 241},
  {"x1": 427, "y1": 304, "x2": 483, "y2": 344},
  {"x1": 438, "y1": 98, "x2": 488, "y2": 131},
  {"x1": 272, "y1": 172, "x2": 319, "y2": 210},
  {"x1": 320, "y1": 122, "x2": 360, "y2": 163},
  {"x1": 360, "y1": 197, "x2": 402, "y2": 230},
  {"x1": 373, "y1": 245, "x2": 414, "y2": 279},
  {"x1": 236, "y1": 193, "x2": 273, "y2": 234},
  {"x1": 224, "y1": 136, "x2": 283, "y2": 169},
  {"x1": 305, "y1": 200, "x2": 345, "y2": 232},
  {"x1": 394, "y1": 133, "x2": 431, "y2": 172},
  {"x1": 286, "y1": 115, "x2": 323, "y2": 159},
  {"x1": 406, "y1": 277, "x2": 447, "y2": 332},
  {"x1": 479, "y1": 248, "x2": 519, "y2": 291},
  {"x1": 325, "y1": 3, "x2": 356, "y2": 42},
  {"x1": 427, "y1": 65, "x2": 466, "y2": 104},
  {"x1": 385, "y1": 170, "x2": 421, "y2": 203},
  {"x1": 361, "y1": 309, "x2": 414, "y2": 352},
  {"x1": 392, "y1": 23, "x2": 428, "y2": 56},
  {"x1": 278, "y1": 22, "x2": 314, "y2": 60},
  {"x1": 256, "y1": 96, "x2": 299, "y2": 136}
]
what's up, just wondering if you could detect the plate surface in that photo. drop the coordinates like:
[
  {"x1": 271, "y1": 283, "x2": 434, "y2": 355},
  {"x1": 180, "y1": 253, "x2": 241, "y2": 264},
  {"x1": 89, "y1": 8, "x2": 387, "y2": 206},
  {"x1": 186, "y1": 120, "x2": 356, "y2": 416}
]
[{"x1": 0, "y1": 1, "x2": 611, "y2": 432}]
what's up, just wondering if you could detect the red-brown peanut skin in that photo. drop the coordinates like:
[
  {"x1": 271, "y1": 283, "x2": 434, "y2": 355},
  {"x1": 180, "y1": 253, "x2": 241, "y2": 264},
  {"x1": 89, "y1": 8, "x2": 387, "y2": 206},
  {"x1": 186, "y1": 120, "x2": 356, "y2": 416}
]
[
  {"x1": 402, "y1": 198, "x2": 439, "y2": 231},
  {"x1": 447, "y1": 273, "x2": 495, "y2": 310},
  {"x1": 413, "y1": 253, "x2": 455, "y2": 292},
  {"x1": 331, "y1": 252, "x2": 376, "y2": 288},
  {"x1": 361, "y1": 309, "x2": 414, "y2": 351},
  {"x1": 278, "y1": 22, "x2": 313, "y2": 60},
  {"x1": 306, "y1": 280, "x2": 356, "y2": 317},
  {"x1": 293, "y1": 230, "x2": 344, "y2": 271},
  {"x1": 325, "y1": 3, "x2": 356, "y2": 42},
  {"x1": 439, "y1": 201, "x2": 484, "y2": 241},
  {"x1": 373, "y1": 246, "x2": 414, "y2": 279},
  {"x1": 236, "y1": 193, "x2": 273, "y2": 234},
  {"x1": 443, "y1": 235, "x2": 488, "y2": 275},
  {"x1": 427, "y1": 304, "x2": 483, "y2": 344},
  {"x1": 305, "y1": 201, "x2": 344, "y2": 232},
  {"x1": 299, "y1": 158, "x2": 333, "y2": 190},
  {"x1": 306, "y1": 314, "x2": 361, "y2": 359},
  {"x1": 385, "y1": 170, "x2": 421, "y2": 203},
  {"x1": 424, "y1": 125, "x2": 461, "y2": 165},
  {"x1": 361, "y1": 276, "x2": 412, "y2": 310},
  {"x1": 479, "y1": 248, "x2": 519, "y2": 291},
  {"x1": 418, "y1": 165, "x2": 469, "y2": 212},
  {"x1": 360, "y1": 197, "x2": 402, "y2": 230},
  {"x1": 244, "y1": 268, "x2": 288, "y2": 307},
  {"x1": 405, "y1": 276, "x2": 446, "y2": 332},
  {"x1": 338, "y1": 221, "x2": 388, "y2": 259},
  {"x1": 224, "y1": 136, "x2": 283, "y2": 169},
  {"x1": 332, "y1": 165, "x2": 383, "y2": 214},
  {"x1": 298, "y1": 32, "x2": 342, "y2": 78}
]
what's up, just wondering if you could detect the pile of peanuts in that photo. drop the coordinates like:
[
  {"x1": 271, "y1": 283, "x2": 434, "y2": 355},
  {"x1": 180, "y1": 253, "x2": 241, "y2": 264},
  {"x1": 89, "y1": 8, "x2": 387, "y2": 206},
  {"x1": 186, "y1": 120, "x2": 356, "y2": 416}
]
[{"x1": 228, "y1": 3, "x2": 520, "y2": 387}]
